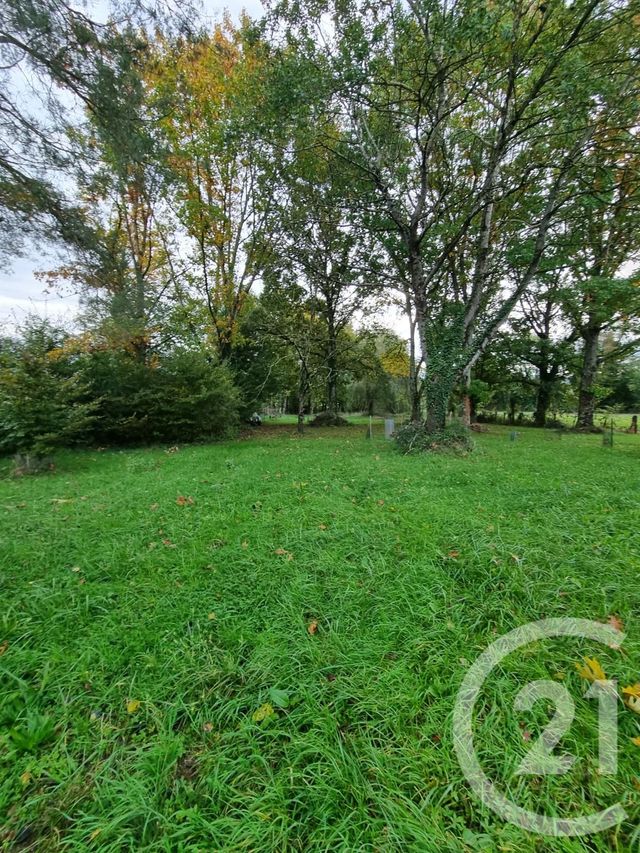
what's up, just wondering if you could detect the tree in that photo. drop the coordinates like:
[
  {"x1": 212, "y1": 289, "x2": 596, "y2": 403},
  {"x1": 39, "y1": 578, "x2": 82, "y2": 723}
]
[
  {"x1": 149, "y1": 19, "x2": 280, "y2": 360},
  {"x1": 559, "y1": 138, "x2": 640, "y2": 428},
  {"x1": 273, "y1": 0, "x2": 640, "y2": 432}
]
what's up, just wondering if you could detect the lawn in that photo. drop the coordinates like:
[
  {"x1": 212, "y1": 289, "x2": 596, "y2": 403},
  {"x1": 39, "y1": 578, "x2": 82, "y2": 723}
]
[{"x1": 1, "y1": 425, "x2": 639, "y2": 851}]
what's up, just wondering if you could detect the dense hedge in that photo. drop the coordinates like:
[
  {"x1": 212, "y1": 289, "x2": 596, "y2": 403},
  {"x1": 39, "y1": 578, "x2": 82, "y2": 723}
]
[{"x1": 0, "y1": 325, "x2": 240, "y2": 458}]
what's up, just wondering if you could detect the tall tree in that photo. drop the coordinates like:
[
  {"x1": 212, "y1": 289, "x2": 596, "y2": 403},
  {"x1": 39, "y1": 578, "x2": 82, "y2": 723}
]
[
  {"x1": 150, "y1": 19, "x2": 279, "y2": 359},
  {"x1": 272, "y1": 0, "x2": 640, "y2": 431}
]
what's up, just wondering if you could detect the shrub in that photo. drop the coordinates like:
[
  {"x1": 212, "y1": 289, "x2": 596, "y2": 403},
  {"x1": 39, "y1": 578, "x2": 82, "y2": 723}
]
[
  {"x1": 309, "y1": 411, "x2": 350, "y2": 427},
  {"x1": 0, "y1": 321, "x2": 95, "y2": 468},
  {"x1": 83, "y1": 348, "x2": 239, "y2": 445},
  {"x1": 394, "y1": 420, "x2": 474, "y2": 454}
]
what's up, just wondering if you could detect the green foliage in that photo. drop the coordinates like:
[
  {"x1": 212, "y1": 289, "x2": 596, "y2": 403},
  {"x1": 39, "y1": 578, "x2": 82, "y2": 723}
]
[
  {"x1": 0, "y1": 322, "x2": 95, "y2": 460},
  {"x1": 394, "y1": 420, "x2": 474, "y2": 455},
  {"x1": 83, "y1": 349, "x2": 240, "y2": 445}
]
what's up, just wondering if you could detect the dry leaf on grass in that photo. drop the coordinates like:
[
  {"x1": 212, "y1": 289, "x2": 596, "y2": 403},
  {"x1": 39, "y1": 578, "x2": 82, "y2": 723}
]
[
  {"x1": 607, "y1": 614, "x2": 624, "y2": 632},
  {"x1": 126, "y1": 699, "x2": 141, "y2": 714},
  {"x1": 575, "y1": 657, "x2": 607, "y2": 683},
  {"x1": 622, "y1": 684, "x2": 640, "y2": 714},
  {"x1": 274, "y1": 547, "x2": 293, "y2": 560},
  {"x1": 307, "y1": 620, "x2": 319, "y2": 635}
]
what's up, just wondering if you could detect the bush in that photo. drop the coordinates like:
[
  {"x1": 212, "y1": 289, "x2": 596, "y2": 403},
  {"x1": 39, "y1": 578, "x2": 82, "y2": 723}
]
[
  {"x1": 309, "y1": 411, "x2": 350, "y2": 427},
  {"x1": 394, "y1": 420, "x2": 474, "y2": 454},
  {"x1": 83, "y1": 349, "x2": 240, "y2": 445},
  {"x1": 0, "y1": 321, "x2": 95, "y2": 466}
]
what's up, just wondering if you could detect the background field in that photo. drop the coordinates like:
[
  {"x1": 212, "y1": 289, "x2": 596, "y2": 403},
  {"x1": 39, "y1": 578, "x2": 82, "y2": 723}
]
[{"x1": 1, "y1": 425, "x2": 639, "y2": 851}]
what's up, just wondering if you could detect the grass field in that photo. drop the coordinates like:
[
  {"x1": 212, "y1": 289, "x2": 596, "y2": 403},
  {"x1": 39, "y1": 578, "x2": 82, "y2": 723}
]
[{"x1": 1, "y1": 424, "x2": 639, "y2": 851}]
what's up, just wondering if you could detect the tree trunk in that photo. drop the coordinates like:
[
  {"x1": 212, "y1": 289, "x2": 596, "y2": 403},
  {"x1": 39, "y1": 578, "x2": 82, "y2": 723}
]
[
  {"x1": 425, "y1": 388, "x2": 449, "y2": 432},
  {"x1": 406, "y1": 291, "x2": 421, "y2": 422},
  {"x1": 297, "y1": 361, "x2": 308, "y2": 434},
  {"x1": 533, "y1": 380, "x2": 552, "y2": 428},
  {"x1": 577, "y1": 325, "x2": 600, "y2": 430},
  {"x1": 326, "y1": 317, "x2": 339, "y2": 416},
  {"x1": 425, "y1": 368, "x2": 454, "y2": 432},
  {"x1": 461, "y1": 368, "x2": 472, "y2": 427}
]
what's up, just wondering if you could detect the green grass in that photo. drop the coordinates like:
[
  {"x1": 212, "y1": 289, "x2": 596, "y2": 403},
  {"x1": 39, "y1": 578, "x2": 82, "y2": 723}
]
[{"x1": 1, "y1": 424, "x2": 639, "y2": 851}]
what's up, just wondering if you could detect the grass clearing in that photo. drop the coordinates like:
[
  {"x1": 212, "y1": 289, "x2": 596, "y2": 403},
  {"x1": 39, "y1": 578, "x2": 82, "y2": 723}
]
[{"x1": 1, "y1": 425, "x2": 639, "y2": 851}]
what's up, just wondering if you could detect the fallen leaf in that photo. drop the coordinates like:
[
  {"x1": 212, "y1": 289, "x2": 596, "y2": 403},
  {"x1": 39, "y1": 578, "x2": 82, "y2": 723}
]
[
  {"x1": 162, "y1": 539, "x2": 177, "y2": 548},
  {"x1": 126, "y1": 699, "x2": 141, "y2": 714},
  {"x1": 318, "y1": 523, "x2": 327, "y2": 530},
  {"x1": 252, "y1": 702, "x2": 275, "y2": 723},
  {"x1": 241, "y1": 540, "x2": 249, "y2": 549},
  {"x1": 71, "y1": 566, "x2": 81, "y2": 573},
  {"x1": 377, "y1": 500, "x2": 385, "y2": 506},
  {"x1": 326, "y1": 673, "x2": 336, "y2": 682},
  {"x1": 608, "y1": 614, "x2": 624, "y2": 632},
  {"x1": 203, "y1": 722, "x2": 213, "y2": 732},
  {"x1": 149, "y1": 503, "x2": 159, "y2": 511},
  {"x1": 274, "y1": 547, "x2": 293, "y2": 560},
  {"x1": 20, "y1": 771, "x2": 32, "y2": 786},
  {"x1": 176, "y1": 495, "x2": 194, "y2": 506},
  {"x1": 307, "y1": 620, "x2": 318, "y2": 635},
  {"x1": 623, "y1": 684, "x2": 640, "y2": 714},
  {"x1": 207, "y1": 612, "x2": 216, "y2": 621},
  {"x1": 447, "y1": 550, "x2": 460, "y2": 559},
  {"x1": 631, "y1": 736, "x2": 640, "y2": 746},
  {"x1": 0, "y1": 641, "x2": 8, "y2": 656},
  {"x1": 576, "y1": 657, "x2": 607, "y2": 682}
]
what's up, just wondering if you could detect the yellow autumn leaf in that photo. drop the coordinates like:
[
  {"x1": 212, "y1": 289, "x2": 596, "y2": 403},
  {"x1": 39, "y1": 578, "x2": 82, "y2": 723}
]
[
  {"x1": 622, "y1": 686, "x2": 640, "y2": 715},
  {"x1": 575, "y1": 657, "x2": 607, "y2": 682},
  {"x1": 126, "y1": 699, "x2": 141, "y2": 714},
  {"x1": 20, "y1": 771, "x2": 32, "y2": 786},
  {"x1": 252, "y1": 702, "x2": 275, "y2": 723},
  {"x1": 631, "y1": 736, "x2": 640, "y2": 746}
]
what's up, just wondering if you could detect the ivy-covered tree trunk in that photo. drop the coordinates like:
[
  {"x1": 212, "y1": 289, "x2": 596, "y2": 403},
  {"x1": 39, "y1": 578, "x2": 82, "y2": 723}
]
[
  {"x1": 577, "y1": 324, "x2": 601, "y2": 429},
  {"x1": 424, "y1": 355, "x2": 457, "y2": 432}
]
